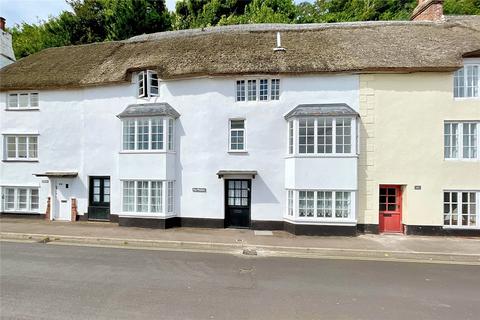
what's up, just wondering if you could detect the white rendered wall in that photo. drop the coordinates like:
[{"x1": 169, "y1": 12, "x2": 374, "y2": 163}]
[{"x1": 0, "y1": 74, "x2": 359, "y2": 222}]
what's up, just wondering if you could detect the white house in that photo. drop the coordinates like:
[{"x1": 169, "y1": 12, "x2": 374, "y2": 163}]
[{"x1": 1, "y1": 1, "x2": 479, "y2": 235}]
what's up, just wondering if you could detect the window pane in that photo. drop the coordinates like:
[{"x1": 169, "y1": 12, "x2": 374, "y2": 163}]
[
  {"x1": 5, "y1": 188, "x2": 15, "y2": 210},
  {"x1": 236, "y1": 80, "x2": 245, "y2": 102},
  {"x1": 168, "y1": 119, "x2": 174, "y2": 151},
  {"x1": 28, "y1": 136, "x2": 38, "y2": 158},
  {"x1": 18, "y1": 189, "x2": 27, "y2": 209},
  {"x1": 30, "y1": 93, "x2": 39, "y2": 107},
  {"x1": 317, "y1": 118, "x2": 333, "y2": 154},
  {"x1": 123, "y1": 120, "x2": 135, "y2": 150},
  {"x1": 150, "y1": 181, "x2": 163, "y2": 213},
  {"x1": 136, "y1": 181, "x2": 149, "y2": 212},
  {"x1": 271, "y1": 79, "x2": 280, "y2": 100},
  {"x1": 123, "y1": 181, "x2": 135, "y2": 212},
  {"x1": 149, "y1": 71, "x2": 159, "y2": 96},
  {"x1": 151, "y1": 118, "x2": 164, "y2": 150},
  {"x1": 8, "y1": 94, "x2": 18, "y2": 108},
  {"x1": 167, "y1": 181, "x2": 174, "y2": 213},
  {"x1": 259, "y1": 79, "x2": 269, "y2": 101},
  {"x1": 335, "y1": 192, "x2": 351, "y2": 218},
  {"x1": 138, "y1": 72, "x2": 145, "y2": 97},
  {"x1": 7, "y1": 136, "x2": 16, "y2": 158},
  {"x1": 462, "y1": 123, "x2": 477, "y2": 159},
  {"x1": 453, "y1": 68, "x2": 465, "y2": 98},
  {"x1": 444, "y1": 123, "x2": 458, "y2": 158},
  {"x1": 230, "y1": 120, "x2": 245, "y2": 150},
  {"x1": 17, "y1": 137, "x2": 27, "y2": 158},
  {"x1": 30, "y1": 189, "x2": 39, "y2": 210},
  {"x1": 137, "y1": 119, "x2": 149, "y2": 150},
  {"x1": 298, "y1": 119, "x2": 314, "y2": 154},
  {"x1": 19, "y1": 94, "x2": 29, "y2": 108},
  {"x1": 336, "y1": 118, "x2": 352, "y2": 154},
  {"x1": 247, "y1": 80, "x2": 257, "y2": 101},
  {"x1": 288, "y1": 121, "x2": 294, "y2": 154}
]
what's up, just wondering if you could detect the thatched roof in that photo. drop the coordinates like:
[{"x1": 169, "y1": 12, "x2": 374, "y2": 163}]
[{"x1": 1, "y1": 16, "x2": 479, "y2": 91}]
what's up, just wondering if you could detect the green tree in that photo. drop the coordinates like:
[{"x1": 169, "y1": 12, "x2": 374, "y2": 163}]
[
  {"x1": 444, "y1": 0, "x2": 480, "y2": 15},
  {"x1": 220, "y1": 0, "x2": 297, "y2": 25},
  {"x1": 173, "y1": 0, "x2": 251, "y2": 29}
]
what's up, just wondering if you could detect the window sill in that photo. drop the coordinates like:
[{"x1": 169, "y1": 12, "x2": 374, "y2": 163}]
[
  {"x1": 5, "y1": 108, "x2": 40, "y2": 111},
  {"x1": 2, "y1": 159, "x2": 39, "y2": 162},
  {"x1": 228, "y1": 150, "x2": 248, "y2": 154},
  {"x1": 444, "y1": 158, "x2": 479, "y2": 162},
  {"x1": 235, "y1": 100, "x2": 280, "y2": 103},
  {"x1": 285, "y1": 154, "x2": 358, "y2": 159},
  {"x1": 442, "y1": 226, "x2": 480, "y2": 230},
  {"x1": 284, "y1": 217, "x2": 356, "y2": 225},
  {"x1": 453, "y1": 97, "x2": 480, "y2": 101},
  {"x1": 119, "y1": 150, "x2": 175, "y2": 155}
]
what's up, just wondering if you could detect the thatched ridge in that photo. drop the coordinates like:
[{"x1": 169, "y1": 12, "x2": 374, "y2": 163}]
[{"x1": 1, "y1": 16, "x2": 479, "y2": 91}]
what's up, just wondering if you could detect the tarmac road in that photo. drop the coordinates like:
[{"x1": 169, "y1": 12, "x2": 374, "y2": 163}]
[{"x1": 1, "y1": 241, "x2": 479, "y2": 320}]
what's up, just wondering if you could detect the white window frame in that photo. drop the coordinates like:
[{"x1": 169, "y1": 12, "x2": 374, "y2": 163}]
[
  {"x1": 121, "y1": 117, "x2": 174, "y2": 152},
  {"x1": 6, "y1": 92, "x2": 39, "y2": 110},
  {"x1": 454, "y1": 59, "x2": 480, "y2": 99},
  {"x1": 2, "y1": 187, "x2": 40, "y2": 213},
  {"x1": 444, "y1": 121, "x2": 479, "y2": 161},
  {"x1": 285, "y1": 189, "x2": 355, "y2": 223},
  {"x1": 121, "y1": 180, "x2": 174, "y2": 216},
  {"x1": 443, "y1": 190, "x2": 480, "y2": 229},
  {"x1": 235, "y1": 77, "x2": 281, "y2": 102},
  {"x1": 4, "y1": 135, "x2": 39, "y2": 161},
  {"x1": 229, "y1": 119, "x2": 246, "y2": 152},
  {"x1": 137, "y1": 70, "x2": 159, "y2": 98},
  {"x1": 289, "y1": 117, "x2": 356, "y2": 156}
]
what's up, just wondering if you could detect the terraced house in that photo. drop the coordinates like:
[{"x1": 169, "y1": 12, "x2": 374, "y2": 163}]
[{"x1": 0, "y1": 0, "x2": 479, "y2": 236}]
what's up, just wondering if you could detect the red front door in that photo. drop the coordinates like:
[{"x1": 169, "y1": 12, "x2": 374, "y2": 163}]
[{"x1": 379, "y1": 185, "x2": 403, "y2": 233}]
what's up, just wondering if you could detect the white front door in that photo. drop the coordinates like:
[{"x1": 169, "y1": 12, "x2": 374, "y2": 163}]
[{"x1": 53, "y1": 180, "x2": 72, "y2": 221}]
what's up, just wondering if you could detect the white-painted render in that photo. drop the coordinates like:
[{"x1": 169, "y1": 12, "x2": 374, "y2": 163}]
[{"x1": 0, "y1": 74, "x2": 359, "y2": 224}]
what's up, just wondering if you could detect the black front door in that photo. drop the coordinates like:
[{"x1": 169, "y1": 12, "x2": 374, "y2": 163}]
[
  {"x1": 88, "y1": 177, "x2": 110, "y2": 220},
  {"x1": 225, "y1": 179, "x2": 251, "y2": 228}
]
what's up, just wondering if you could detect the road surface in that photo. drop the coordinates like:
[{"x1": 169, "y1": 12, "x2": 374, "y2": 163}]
[{"x1": 1, "y1": 241, "x2": 479, "y2": 319}]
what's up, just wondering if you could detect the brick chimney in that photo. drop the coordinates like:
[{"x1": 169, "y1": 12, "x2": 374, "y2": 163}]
[
  {"x1": 411, "y1": 0, "x2": 444, "y2": 22},
  {"x1": 0, "y1": 17, "x2": 5, "y2": 31}
]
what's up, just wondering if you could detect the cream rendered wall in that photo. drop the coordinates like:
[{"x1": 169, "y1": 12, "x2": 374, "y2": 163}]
[{"x1": 359, "y1": 73, "x2": 480, "y2": 227}]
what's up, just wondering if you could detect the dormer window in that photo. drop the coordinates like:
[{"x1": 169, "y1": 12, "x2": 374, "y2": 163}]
[
  {"x1": 236, "y1": 78, "x2": 280, "y2": 102},
  {"x1": 138, "y1": 70, "x2": 159, "y2": 98},
  {"x1": 454, "y1": 61, "x2": 479, "y2": 98}
]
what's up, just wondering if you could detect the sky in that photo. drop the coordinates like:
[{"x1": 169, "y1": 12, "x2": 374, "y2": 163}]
[{"x1": 0, "y1": 0, "x2": 313, "y2": 27}]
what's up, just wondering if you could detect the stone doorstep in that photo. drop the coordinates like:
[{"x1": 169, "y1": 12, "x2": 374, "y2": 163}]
[{"x1": 2, "y1": 232, "x2": 480, "y2": 265}]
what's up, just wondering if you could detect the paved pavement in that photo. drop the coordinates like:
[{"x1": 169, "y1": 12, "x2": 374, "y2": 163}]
[
  {"x1": 1, "y1": 242, "x2": 480, "y2": 320},
  {"x1": 1, "y1": 218, "x2": 480, "y2": 264}
]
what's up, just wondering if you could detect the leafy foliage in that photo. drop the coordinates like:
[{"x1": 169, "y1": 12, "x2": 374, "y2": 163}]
[{"x1": 9, "y1": 0, "x2": 480, "y2": 59}]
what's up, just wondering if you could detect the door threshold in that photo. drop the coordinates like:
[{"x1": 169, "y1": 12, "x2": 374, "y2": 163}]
[{"x1": 87, "y1": 219, "x2": 110, "y2": 222}]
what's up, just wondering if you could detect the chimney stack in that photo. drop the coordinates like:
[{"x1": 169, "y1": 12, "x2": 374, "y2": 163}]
[
  {"x1": 0, "y1": 17, "x2": 5, "y2": 31},
  {"x1": 411, "y1": 0, "x2": 444, "y2": 22}
]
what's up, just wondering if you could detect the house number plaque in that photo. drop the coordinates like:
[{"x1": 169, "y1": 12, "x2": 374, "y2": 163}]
[{"x1": 192, "y1": 188, "x2": 207, "y2": 193}]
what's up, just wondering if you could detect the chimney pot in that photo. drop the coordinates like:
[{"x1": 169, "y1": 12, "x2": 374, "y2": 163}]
[
  {"x1": 411, "y1": 0, "x2": 444, "y2": 22},
  {"x1": 0, "y1": 17, "x2": 5, "y2": 31}
]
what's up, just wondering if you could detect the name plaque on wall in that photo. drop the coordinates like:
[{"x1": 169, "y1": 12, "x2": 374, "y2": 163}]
[{"x1": 192, "y1": 188, "x2": 207, "y2": 193}]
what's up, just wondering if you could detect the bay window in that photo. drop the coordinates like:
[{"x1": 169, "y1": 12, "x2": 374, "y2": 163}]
[
  {"x1": 286, "y1": 190, "x2": 354, "y2": 221},
  {"x1": 288, "y1": 117, "x2": 355, "y2": 155},
  {"x1": 444, "y1": 191, "x2": 479, "y2": 228},
  {"x1": 138, "y1": 70, "x2": 159, "y2": 98},
  {"x1": 5, "y1": 135, "x2": 38, "y2": 160},
  {"x1": 235, "y1": 78, "x2": 280, "y2": 102},
  {"x1": 454, "y1": 63, "x2": 479, "y2": 98},
  {"x1": 444, "y1": 121, "x2": 479, "y2": 160},
  {"x1": 122, "y1": 180, "x2": 174, "y2": 215},
  {"x1": 122, "y1": 117, "x2": 174, "y2": 152},
  {"x1": 7, "y1": 92, "x2": 39, "y2": 109},
  {"x1": 2, "y1": 187, "x2": 39, "y2": 212}
]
